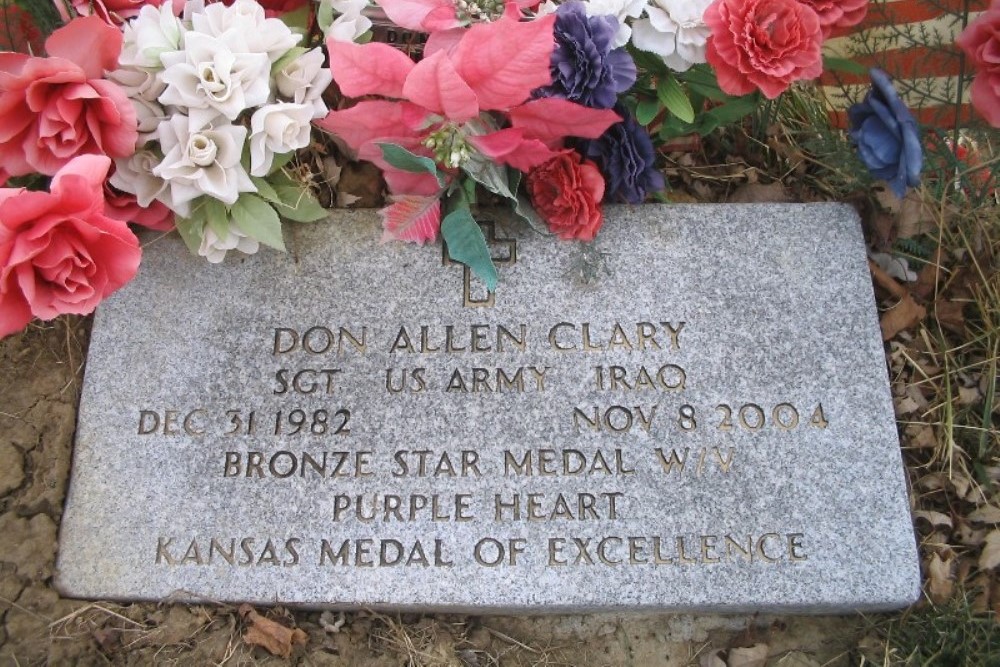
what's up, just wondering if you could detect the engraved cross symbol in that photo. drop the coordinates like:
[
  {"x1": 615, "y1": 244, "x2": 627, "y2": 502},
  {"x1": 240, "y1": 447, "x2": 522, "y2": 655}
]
[{"x1": 442, "y1": 220, "x2": 517, "y2": 308}]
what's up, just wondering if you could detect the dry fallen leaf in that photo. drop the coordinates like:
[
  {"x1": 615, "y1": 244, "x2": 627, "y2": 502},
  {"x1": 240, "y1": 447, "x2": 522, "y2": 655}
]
[
  {"x1": 970, "y1": 505, "x2": 1000, "y2": 524},
  {"x1": 727, "y1": 643, "x2": 769, "y2": 667},
  {"x1": 979, "y1": 531, "x2": 1000, "y2": 571},
  {"x1": 927, "y1": 553, "x2": 955, "y2": 603},
  {"x1": 934, "y1": 300, "x2": 967, "y2": 336},
  {"x1": 880, "y1": 294, "x2": 926, "y2": 341},
  {"x1": 914, "y1": 510, "x2": 953, "y2": 530},
  {"x1": 726, "y1": 182, "x2": 791, "y2": 203},
  {"x1": 699, "y1": 650, "x2": 727, "y2": 667},
  {"x1": 239, "y1": 604, "x2": 308, "y2": 658},
  {"x1": 774, "y1": 651, "x2": 822, "y2": 667}
]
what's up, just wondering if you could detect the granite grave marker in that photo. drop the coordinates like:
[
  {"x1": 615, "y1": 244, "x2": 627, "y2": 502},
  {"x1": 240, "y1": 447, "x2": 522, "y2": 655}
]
[{"x1": 56, "y1": 204, "x2": 920, "y2": 612}]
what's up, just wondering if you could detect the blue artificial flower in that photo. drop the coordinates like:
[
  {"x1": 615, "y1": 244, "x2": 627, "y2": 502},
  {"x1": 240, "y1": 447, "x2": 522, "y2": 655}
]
[
  {"x1": 579, "y1": 105, "x2": 665, "y2": 204},
  {"x1": 535, "y1": 2, "x2": 637, "y2": 109},
  {"x1": 848, "y1": 68, "x2": 922, "y2": 198}
]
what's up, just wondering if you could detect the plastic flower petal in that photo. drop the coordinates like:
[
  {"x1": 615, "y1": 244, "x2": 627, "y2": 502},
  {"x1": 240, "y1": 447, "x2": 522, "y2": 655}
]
[{"x1": 848, "y1": 68, "x2": 922, "y2": 198}]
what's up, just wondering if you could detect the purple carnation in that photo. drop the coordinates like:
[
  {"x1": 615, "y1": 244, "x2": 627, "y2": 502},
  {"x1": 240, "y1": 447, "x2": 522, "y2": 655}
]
[
  {"x1": 536, "y1": 2, "x2": 637, "y2": 109},
  {"x1": 579, "y1": 105, "x2": 664, "y2": 204}
]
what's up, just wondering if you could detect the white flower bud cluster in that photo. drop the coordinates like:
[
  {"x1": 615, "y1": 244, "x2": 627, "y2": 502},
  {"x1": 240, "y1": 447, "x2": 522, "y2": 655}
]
[
  {"x1": 454, "y1": 0, "x2": 505, "y2": 23},
  {"x1": 423, "y1": 125, "x2": 471, "y2": 169},
  {"x1": 109, "y1": 0, "x2": 337, "y2": 262}
]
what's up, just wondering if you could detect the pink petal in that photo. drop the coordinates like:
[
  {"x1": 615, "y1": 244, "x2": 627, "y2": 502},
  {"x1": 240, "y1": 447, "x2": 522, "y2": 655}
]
[
  {"x1": 326, "y1": 40, "x2": 415, "y2": 99},
  {"x1": 315, "y1": 101, "x2": 425, "y2": 155},
  {"x1": 379, "y1": 195, "x2": 442, "y2": 244},
  {"x1": 468, "y1": 128, "x2": 558, "y2": 171},
  {"x1": 402, "y1": 50, "x2": 479, "y2": 122},
  {"x1": 50, "y1": 154, "x2": 111, "y2": 199},
  {"x1": 0, "y1": 281, "x2": 32, "y2": 337},
  {"x1": 383, "y1": 169, "x2": 443, "y2": 196},
  {"x1": 374, "y1": 0, "x2": 451, "y2": 31},
  {"x1": 509, "y1": 99, "x2": 620, "y2": 146},
  {"x1": 44, "y1": 16, "x2": 123, "y2": 80},
  {"x1": 453, "y1": 14, "x2": 556, "y2": 111},
  {"x1": 423, "y1": 28, "x2": 465, "y2": 58},
  {"x1": 422, "y1": 4, "x2": 461, "y2": 30}
]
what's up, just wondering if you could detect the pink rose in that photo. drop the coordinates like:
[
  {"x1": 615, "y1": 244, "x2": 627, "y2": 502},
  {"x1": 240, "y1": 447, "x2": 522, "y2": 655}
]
[
  {"x1": 705, "y1": 0, "x2": 823, "y2": 99},
  {"x1": 0, "y1": 16, "x2": 137, "y2": 177},
  {"x1": 526, "y1": 151, "x2": 605, "y2": 241},
  {"x1": 0, "y1": 155, "x2": 141, "y2": 338},
  {"x1": 797, "y1": 0, "x2": 867, "y2": 38},
  {"x1": 957, "y1": 3, "x2": 1000, "y2": 127}
]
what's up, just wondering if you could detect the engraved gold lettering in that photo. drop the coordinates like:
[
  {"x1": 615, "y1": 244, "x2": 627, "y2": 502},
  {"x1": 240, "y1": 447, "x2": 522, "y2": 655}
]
[
  {"x1": 788, "y1": 533, "x2": 808, "y2": 561},
  {"x1": 756, "y1": 533, "x2": 782, "y2": 563}
]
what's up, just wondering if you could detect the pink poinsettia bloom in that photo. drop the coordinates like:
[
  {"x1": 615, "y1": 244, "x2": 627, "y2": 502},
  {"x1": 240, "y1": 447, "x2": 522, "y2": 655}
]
[
  {"x1": 704, "y1": 0, "x2": 823, "y2": 99},
  {"x1": 374, "y1": 0, "x2": 537, "y2": 32},
  {"x1": 0, "y1": 155, "x2": 141, "y2": 338},
  {"x1": 0, "y1": 16, "x2": 138, "y2": 178},
  {"x1": 71, "y1": 0, "x2": 182, "y2": 25},
  {"x1": 317, "y1": 14, "x2": 620, "y2": 201}
]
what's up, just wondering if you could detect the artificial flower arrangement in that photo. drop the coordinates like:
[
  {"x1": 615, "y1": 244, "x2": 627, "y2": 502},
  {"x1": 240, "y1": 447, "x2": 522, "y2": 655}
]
[{"x1": 0, "y1": 0, "x2": 945, "y2": 339}]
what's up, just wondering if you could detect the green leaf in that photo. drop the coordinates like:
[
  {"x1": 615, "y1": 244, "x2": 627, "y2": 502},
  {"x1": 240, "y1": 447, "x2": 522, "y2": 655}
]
[
  {"x1": 657, "y1": 76, "x2": 695, "y2": 124},
  {"x1": 378, "y1": 143, "x2": 445, "y2": 187},
  {"x1": 271, "y1": 46, "x2": 308, "y2": 75},
  {"x1": 678, "y1": 65, "x2": 730, "y2": 102},
  {"x1": 317, "y1": 0, "x2": 335, "y2": 31},
  {"x1": 202, "y1": 198, "x2": 230, "y2": 239},
  {"x1": 174, "y1": 215, "x2": 205, "y2": 256},
  {"x1": 441, "y1": 206, "x2": 498, "y2": 292},
  {"x1": 268, "y1": 151, "x2": 296, "y2": 176},
  {"x1": 230, "y1": 194, "x2": 285, "y2": 251},
  {"x1": 462, "y1": 155, "x2": 516, "y2": 201},
  {"x1": 705, "y1": 94, "x2": 759, "y2": 127},
  {"x1": 279, "y1": 6, "x2": 310, "y2": 32},
  {"x1": 251, "y1": 177, "x2": 282, "y2": 204},
  {"x1": 823, "y1": 56, "x2": 868, "y2": 77},
  {"x1": 274, "y1": 186, "x2": 328, "y2": 222},
  {"x1": 514, "y1": 194, "x2": 550, "y2": 235},
  {"x1": 635, "y1": 98, "x2": 660, "y2": 126}
]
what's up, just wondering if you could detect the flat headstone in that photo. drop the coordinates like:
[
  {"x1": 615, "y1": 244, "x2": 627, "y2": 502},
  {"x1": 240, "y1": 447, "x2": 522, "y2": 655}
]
[{"x1": 56, "y1": 204, "x2": 919, "y2": 612}]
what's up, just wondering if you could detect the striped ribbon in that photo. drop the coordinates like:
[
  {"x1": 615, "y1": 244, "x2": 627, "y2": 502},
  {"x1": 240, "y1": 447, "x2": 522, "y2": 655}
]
[{"x1": 820, "y1": 0, "x2": 988, "y2": 128}]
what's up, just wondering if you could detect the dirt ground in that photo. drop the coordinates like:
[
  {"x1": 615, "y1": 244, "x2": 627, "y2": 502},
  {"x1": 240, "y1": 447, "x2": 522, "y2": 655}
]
[{"x1": 0, "y1": 317, "x2": 891, "y2": 666}]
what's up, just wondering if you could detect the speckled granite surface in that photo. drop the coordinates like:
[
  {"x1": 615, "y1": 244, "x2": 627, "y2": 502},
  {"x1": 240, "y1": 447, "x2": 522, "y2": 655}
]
[{"x1": 56, "y1": 204, "x2": 919, "y2": 612}]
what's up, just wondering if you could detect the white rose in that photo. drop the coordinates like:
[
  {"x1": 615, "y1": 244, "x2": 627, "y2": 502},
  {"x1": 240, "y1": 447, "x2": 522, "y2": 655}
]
[
  {"x1": 153, "y1": 114, "x2": 256, "y2": 214},
  {"x1": 190, "y1": 0, "x2": 301, "y2": 62},
  {"x1": 132, "y1": 97, "x2": 166, "y2": 146},
  {"x1": 632, "y1": 0, "x2": 712, "y2": 72},
  {"x1": 275, "y1": 48, "x2": 332, "y2": 118},
  {"x1": 249, "y1": 103, "x2": 314, "y2": 176},
  {"x1": 585, "y1": 0, "x2": 648, "y2": 48},
  {"x1": 198, "y1": 225, "x2": 260, "y2": 263},
  {"x1": 119, "y1": 3, "x2": 183, "y2": 70},
  {"x1": 325, "y1": 0, "x2": 372, "y2": 42},
  {"x1": 107, "y1": 67, "x2": 166, "y2": 102},
  {"x1": 159, "y1": 31, "x2": 270, "y2": 125},
  {"x1": 327, "y1": 13, "x2": 372, "y2": 43},
  {"x1": 111, "y1": 149, "x2": 171, "y2": 208}
]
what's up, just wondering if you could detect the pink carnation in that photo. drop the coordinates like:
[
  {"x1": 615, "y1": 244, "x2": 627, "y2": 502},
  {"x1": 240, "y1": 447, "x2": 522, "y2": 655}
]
[
  {"x1": 705, "y1": 0, "x2": 823, "y2": 99},
  {"x1": 957, "y1": 2, "x2": 1000, "y2": 127},
  {"x1": 797, "y1": 0, "x2": 867, "y2": 38},
  {"x1": 0, "y1": 16, "x2": 137, "y2": 177},
  {"x1": 0, "y1": 155, "x2": 141, "y2": 338}
]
